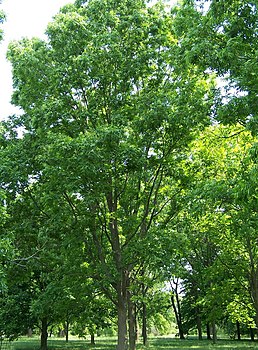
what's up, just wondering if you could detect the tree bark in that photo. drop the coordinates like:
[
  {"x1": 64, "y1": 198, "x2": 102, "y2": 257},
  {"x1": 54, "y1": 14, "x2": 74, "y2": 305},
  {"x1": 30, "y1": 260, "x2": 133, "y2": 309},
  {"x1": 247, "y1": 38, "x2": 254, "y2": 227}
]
[
  {"x1": 196, "y1": 313, "x2": 202, "y2": 340},
  {"x1": 117, "y1": 271, "x2": 128, "y2": 350},
  {"x1": 250, "y1": 327, "x2": 255, "y2": 341},
  {"x1": 128, "y1": 290, "x2": 136, "y2": 350},
  {"x1": 117, "y1": 297, "x2": 128, "y2": 350},
  {"x1": 206, "y1": 323, "x2": 212, "y2": 340},
  {"x1": 65, "y1": 321, "x2": 69, "y2": 343},
  {"x1": 142, "y1": 302, "x2": 147, "y2": 346},
  {"x1": 212, "y1": 321, "x2": 217, "y2": 343},
  {"x1": 40, "y1": 317, "x2": 48, "y2": 350},
  {"x1": 171, "y1": 294, "x2": 184, "y2": 339},
  {"x1": 91, "y1": 334, "x2": 95, "y2": 345},
  {"x1": 236, "y1": 321, "x2": 241, "y2": 340}
]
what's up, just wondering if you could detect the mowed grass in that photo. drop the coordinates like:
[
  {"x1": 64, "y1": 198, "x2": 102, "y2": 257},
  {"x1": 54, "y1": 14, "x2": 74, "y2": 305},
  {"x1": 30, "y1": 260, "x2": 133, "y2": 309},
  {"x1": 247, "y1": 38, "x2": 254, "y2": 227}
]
[{"x1": 6, "y1": 336, "x2": 258, "y2": 350}]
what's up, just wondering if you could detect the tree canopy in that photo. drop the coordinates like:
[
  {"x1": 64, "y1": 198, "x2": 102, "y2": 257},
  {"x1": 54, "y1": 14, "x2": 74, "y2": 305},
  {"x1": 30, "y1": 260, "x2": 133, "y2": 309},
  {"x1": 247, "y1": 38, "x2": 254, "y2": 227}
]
[{"x1": 0, "y1": 0, "x2": 257, "y2": 350}]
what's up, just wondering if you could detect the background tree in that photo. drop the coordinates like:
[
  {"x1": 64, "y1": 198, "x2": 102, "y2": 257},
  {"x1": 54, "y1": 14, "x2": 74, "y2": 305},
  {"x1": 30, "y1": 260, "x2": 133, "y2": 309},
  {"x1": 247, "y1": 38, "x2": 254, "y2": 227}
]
[
  {"x1": 173, "y1": 0, "x2": 257, "y2": 134},
  {"x1": 179, "y1": 124, "x2": 258, "y2": 339}
]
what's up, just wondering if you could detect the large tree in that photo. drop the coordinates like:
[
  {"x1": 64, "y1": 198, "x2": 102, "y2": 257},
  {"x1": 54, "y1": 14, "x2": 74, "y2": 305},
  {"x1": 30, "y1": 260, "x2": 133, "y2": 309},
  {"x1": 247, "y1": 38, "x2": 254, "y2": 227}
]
[{"x1": 3, "y1": 0, "x2": 214, "y2": 349}]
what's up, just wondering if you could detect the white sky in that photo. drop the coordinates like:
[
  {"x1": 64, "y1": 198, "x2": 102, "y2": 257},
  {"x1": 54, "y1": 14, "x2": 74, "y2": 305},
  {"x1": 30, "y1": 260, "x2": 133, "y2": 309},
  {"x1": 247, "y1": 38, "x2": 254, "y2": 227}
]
[{"x1": 0, "y1": 0, "x2": 72, "y2": 120}]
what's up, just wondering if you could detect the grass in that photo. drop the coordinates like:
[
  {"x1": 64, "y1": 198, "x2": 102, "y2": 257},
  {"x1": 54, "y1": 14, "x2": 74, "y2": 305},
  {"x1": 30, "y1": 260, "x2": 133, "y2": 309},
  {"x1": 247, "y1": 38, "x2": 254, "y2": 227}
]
[{"x1": 4, "y1": 336, "x2": 258, "y2": 350}]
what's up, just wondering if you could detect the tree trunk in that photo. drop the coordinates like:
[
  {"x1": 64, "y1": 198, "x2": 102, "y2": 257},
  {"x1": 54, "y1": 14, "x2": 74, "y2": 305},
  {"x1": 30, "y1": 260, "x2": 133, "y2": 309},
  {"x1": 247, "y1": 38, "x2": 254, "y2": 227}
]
[
  {"x1": 236, "y1": 321, "x2": 241, "y2": 340},
  {"x1": 171, "y1": 294, "x2": 184, "y2": 339},
  {"x1": 250, "y1": 327, "x2": 255, "y2": 341},
  {"x1": 117, "y1": 271, "x2": 128, "y2": 350},
  {"x1": 212, "y1": 321, "x2": 217, "y2": 343},
  {"x1": 196, "y1": 313, "x2": 202, "y2": 340},
  {"x1": 117, "y1": 298, "x2": 128, "y2": 350},
  {"x1": 142, "y1": 302, "x2": 147, "y2": 346},
  {"x1": 206, "y1": 323, "x2": 212, "y2": 340},
  {"x1": 128, "y1": 290, "x2": 136, "y2": 350},
  {"x1": 40, "y1": 317, "x2": 48, "y2": 350},
  {"x1": 65, "y1": 320, "x2": 69, "y2": 342},
  {"x1": 91, "y1": 334, "x2": 95, "y2": 345},
  {"x1": 170, "y1": 279, "x2": 185, "y2": 340}
]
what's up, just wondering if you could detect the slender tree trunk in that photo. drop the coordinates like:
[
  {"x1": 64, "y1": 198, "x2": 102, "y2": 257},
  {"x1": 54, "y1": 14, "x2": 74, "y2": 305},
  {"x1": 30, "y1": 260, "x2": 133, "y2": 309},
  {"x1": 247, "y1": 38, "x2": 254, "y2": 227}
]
[
  {"x1": 40, "y1": 317, "x2": 48, "y2": 350},
  {"x1": 65, "y1": 320, "x2": 69, "y2": 342},
  {"x1": 170, "y1": 279, "x2": 184, "y2": 340},
  {"x1": 212, "y1": 321, "x2": 217, "y2": 343},
  {"x1": 142, "y1": 302, "x2": 147, "y2": 346},
  {"x1": 236, "y1": 321, "x2": 241, "y2": 340},
  {"x1": 171, "y1": 294, "x2": 184, "y2": 339},
  {"x1": 196, "y1": 313, "x2": 202, "y2": 340},
  {"x1": 250, "y1": 327, "x2": 255, "y2": 341}
]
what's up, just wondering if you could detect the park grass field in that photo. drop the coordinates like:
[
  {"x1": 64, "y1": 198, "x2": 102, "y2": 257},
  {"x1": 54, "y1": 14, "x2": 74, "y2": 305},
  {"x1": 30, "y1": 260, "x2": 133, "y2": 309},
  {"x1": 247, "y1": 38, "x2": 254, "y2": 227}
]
[{"x1": 4, "y1": 337, "x2": 258, "y2": 350}]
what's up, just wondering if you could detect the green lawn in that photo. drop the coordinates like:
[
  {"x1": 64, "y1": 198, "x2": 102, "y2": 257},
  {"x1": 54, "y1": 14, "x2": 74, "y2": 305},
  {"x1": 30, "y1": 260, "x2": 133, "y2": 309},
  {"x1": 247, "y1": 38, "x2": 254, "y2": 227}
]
[{"x1": 4, "y1": 336, "x2": 258, "y2": 350}]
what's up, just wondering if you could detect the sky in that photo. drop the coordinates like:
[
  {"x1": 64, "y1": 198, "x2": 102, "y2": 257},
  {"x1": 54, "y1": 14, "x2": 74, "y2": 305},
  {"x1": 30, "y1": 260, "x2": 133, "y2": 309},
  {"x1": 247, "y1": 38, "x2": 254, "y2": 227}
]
[{"x1": 0, "y1": 0, "x2": 72, "y2": 120}]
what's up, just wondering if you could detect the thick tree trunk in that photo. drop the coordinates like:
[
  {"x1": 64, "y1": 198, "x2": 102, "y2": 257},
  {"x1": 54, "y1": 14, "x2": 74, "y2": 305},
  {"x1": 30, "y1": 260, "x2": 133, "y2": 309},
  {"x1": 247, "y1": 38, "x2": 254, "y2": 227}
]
[
  {"x1": 90, "y1": 334, "x2": 95, "y2": 345},
  {"x1": 117, "y1": 271, "x2": 129, "y2": 350},
  {"x1": 142, "y1": 302, "x2": 147, "y2": 346},
  {"x1": 40, "y1": 317, "x2": 48, "y2": 350},
  {"x1": 117, "y1": 297, "x2": 128, "y2": 350},
  {"x1": 206, "y1": 323, "x2": 212, "y2": 340},
  {"x1": 106, "y1": 191, "x2": 129, "y2": 350}
]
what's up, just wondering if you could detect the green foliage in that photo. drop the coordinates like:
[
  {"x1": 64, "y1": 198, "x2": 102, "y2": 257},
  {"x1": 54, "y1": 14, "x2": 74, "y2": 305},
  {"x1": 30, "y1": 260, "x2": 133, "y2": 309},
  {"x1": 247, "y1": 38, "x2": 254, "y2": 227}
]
[
  {"x1": 1, "y1": 0, "x2": 258, "y2": 347},
  {"x1": 173, "y1": 0, "x2": 258, "y2": 134},
  {"x1": 3, "y1": 2, "x2": 215, "y2": 348},
  {"x1": 0, "y1": 2, "x2": 5, "y2": 43}
]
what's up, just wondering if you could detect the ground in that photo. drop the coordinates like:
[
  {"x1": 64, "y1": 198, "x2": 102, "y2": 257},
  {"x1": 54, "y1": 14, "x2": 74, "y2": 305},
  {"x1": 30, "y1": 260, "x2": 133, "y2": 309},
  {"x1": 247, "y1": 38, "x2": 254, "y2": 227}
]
[{"x1": 3, "y1": 336, "x2": 258, "y2": 350}]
